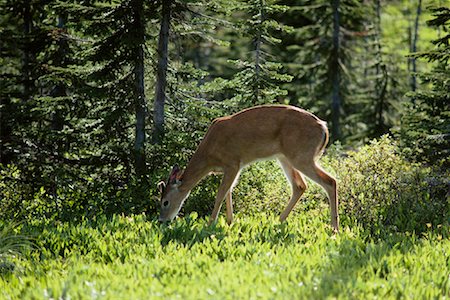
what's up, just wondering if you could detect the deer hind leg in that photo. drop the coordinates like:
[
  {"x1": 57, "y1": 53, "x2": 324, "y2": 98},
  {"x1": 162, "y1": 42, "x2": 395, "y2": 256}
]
[
  {"x1": 293, "y1": 161, "x2": 339, "y2": 233},
  {"x1": 278, "y1": 157, "x2": 307, "y2": 222},
  {"x1": 208, "y1": 167, "x2": 240, "y2": 226}
]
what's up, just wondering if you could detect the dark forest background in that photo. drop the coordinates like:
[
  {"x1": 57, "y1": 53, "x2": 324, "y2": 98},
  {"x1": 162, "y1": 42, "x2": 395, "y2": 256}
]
[{"x1": 0, "y1": 0, "x2": 448, "y2": 224}]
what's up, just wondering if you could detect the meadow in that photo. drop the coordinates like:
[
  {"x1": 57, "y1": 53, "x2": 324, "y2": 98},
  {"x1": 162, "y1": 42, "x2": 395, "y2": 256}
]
[{"x1": 1, "y1": 211, "x2": 449, "y2": 300}]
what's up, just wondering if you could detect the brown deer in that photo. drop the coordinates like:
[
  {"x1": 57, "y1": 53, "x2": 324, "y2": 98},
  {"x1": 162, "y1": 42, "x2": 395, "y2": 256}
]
[{"x1": 157, "y1": 105, "x2": 339, "y2": 232}]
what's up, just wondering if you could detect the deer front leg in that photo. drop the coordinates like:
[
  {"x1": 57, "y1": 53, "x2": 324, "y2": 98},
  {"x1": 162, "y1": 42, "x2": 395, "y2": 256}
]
[
  {"x1": 208, "y1": 168, "x2": 239, "y2": 226},
  {"x1": 225, "y1": 191, "x2": 233, "y2": 225}
]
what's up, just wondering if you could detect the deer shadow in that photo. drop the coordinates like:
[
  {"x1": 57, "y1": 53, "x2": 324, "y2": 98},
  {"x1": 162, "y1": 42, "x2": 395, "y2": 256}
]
[{"x1": 158, "y1": 215, "x2": 227, "y2": 247}]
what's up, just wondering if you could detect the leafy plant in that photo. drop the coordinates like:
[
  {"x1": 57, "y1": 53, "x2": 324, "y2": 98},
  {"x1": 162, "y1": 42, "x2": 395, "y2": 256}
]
[
  {"x1": 1, "y1": 214, "x2": 448, "y2": 298},
  {"x1": 328, "y1": 135, "x2": 449, "y2": 234},
  {"x1": 0, "y1": 222, "x2": 33, "y2": 276}
]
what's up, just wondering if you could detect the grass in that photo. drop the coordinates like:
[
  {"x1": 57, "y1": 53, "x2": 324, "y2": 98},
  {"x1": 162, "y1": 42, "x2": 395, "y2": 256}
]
[{"x1": 1, "y1": 211, "x2": 449, "y2": 299}]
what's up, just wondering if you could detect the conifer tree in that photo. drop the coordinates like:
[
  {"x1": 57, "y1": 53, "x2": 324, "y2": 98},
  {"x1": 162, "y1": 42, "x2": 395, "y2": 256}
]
[
  {"x1": 349, "y1": 0, "x2": 402, "y2": 141},
  {"x1": 73, "y1": 0, "x2": 158, "y2": 177},
  {"x1": 228, "y1": 0, "x2": 293, "y2": 106},
  {"x1": 401, "y1": 6, "x2": 450, "y2": 167},
  {"x1": 273, "y1": 0, "x2": 367, "y2": 141},
  {"x1": 0, "y1": 0, "x2": 46, "y2": 165},
  {"x1": 153, "y1": 0, "x2": 171, "y2": 145}
]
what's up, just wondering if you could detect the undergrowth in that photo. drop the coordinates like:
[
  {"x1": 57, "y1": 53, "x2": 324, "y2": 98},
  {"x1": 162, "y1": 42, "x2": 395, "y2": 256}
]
[{"x1": 1, "y1": 214, "x2": 448, "y2": 299}]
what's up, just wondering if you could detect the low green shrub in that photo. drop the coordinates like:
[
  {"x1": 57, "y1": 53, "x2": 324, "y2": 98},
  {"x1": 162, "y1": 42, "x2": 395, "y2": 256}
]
[
  {"x1": 2, "y1": 136, "x2": 447, "y2": 236},
  {"x1": 184, "y1": 158, "x2": 330, "y2": 219},
  {"x1": 328, "y1": 135, "x2": 449, "y2": 234},
  {"x1": 0, "y1": 164, "x2": 155, "y2": 222},
  {"x1": 0, "y1": 222, "x2": 32, "y2": 277}
]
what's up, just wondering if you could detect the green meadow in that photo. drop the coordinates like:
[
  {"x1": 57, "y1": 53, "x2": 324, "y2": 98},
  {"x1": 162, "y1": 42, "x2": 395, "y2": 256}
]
[{"x1": 1, "y1": 212, "x2": 449, "y2": 299}]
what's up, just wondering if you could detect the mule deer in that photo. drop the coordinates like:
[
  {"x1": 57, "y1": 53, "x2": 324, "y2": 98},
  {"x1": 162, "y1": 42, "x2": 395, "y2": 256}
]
[{"x1": 157, "y1": 105, "x2": 339, "y2": 232}]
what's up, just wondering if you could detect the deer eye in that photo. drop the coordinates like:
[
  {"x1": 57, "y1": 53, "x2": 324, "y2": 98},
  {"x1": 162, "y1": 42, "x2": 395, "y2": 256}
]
[{"x1": 163, "y1": 200, "x2": 169, "y2": 207}]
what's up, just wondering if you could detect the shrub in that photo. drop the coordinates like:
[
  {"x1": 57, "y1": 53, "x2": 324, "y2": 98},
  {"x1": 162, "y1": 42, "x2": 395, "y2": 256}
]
[
  {"x1": 0, "y1": 222, "x2": 32, "y2": 276},
  {"x1": 0, "y1": 164, "x2": 155, "y2": 222},
  {"x1": 329, "y1": 135, "x2": 449, "y2": 234},
  {"x1": 233, "y1": 160, "x2": 290, "y2": 215},
  {"x1": 184, "y1": 159, "x2": 327, "y2": 219}
]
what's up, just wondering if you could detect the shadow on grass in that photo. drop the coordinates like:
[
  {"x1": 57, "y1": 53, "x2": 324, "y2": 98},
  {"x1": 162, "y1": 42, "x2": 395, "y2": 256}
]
[
  {"x1": 158, "y1": 216, "x2": 227, "y2": 247},
  {"x1": 158, "y1": 214, "x2": 319, "y2": 249},
  {"x1": 316, "y1": 228, "x2": 449, "y2": 298}
]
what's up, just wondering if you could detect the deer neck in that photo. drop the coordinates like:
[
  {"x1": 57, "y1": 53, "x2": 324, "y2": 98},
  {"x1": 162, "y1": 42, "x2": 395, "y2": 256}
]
[{"x1": 179, "y1": 151, "x2": 210, "y2": 193}]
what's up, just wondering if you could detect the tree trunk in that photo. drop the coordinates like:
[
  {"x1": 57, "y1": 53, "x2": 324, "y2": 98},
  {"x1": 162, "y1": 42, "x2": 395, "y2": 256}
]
[
  {"x1": 374, "y1": 0, "x2": 388, "y2": 136},
  {"x1": 51, "y1": 15, "x2": 68, "y2": 133},
  {"x1": 0, "y1": 97, "x2": 12, "y2": 164},
  {"x1": 331, "y1": 0, "x2": 341, "y2": 140},
  {"x1": 410, "y1": 0, "x2": 422, "y2": 93},
  {"x1": 132, "y1": 0, "x2": 147, "y2": 176},
  {"x1": 254, "y1": 0, "x2": 264, "y2": 104},
  {"x1": 152, "y1": 0, "x2": 171, "y2": 144},
  {"x1": 23, "y1": 2, "x2": 33, "y2": 100}
]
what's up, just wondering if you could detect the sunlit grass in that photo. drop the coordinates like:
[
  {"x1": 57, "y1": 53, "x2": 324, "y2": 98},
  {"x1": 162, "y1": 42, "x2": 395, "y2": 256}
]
[
  {"x1": 0, "y1": 222, "x2": 33, "y2": 277},
  {"x1": 0, "y1": 213, "x2": 448, "y2": 299}
]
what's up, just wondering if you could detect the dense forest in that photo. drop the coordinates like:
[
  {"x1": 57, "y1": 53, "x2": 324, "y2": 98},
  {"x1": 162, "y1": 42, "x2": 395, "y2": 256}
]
[{"x1": 0, "y1": 0, "x2": 449, "y2": 221}]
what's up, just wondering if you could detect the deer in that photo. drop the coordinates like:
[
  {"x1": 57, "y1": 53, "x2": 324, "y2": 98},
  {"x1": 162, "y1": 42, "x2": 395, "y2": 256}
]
[{"x1": 157, "y1": 105, "x2": 339, "y2": 233}]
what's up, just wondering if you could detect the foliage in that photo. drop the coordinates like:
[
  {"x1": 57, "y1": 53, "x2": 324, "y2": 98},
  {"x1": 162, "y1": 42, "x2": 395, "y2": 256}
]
[
  {"x1": 1, "y1": 1, "x2": 446, "y2": 220},
  {"x1": 226, "y1": 0, "x2": 293, "y2": 106},
  {"x1": 0, "y1": 163, "x2": 154, "y2": 222},
  {"x1": 273, "y1": 0, "x2": 370, "y2": 140},
  {"x1": 0, "y1": 214, "x2": 448, "y2": 298},
  {"x1": 400, "y1": 6, "x2": 450, "y2": 168},
  {"x1": 0, "y1": 222, "x2": 32, "y2": 277},
  {"x1": 328, "y1": 135, "x2": 449, "y2": 234},
  {"x1": 3, "y1": 134, "x2": 447, "y2": 239}
]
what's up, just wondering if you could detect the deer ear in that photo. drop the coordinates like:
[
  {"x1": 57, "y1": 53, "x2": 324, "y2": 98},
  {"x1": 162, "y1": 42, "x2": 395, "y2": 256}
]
[
  {"x1": 176, "y1": 169, "x2": 184, "y2": 181},
  {"x1": 157, "y1": 181, "x2": 166, "y2": 194},
  {"x1": 169, "y1": 165, "x2": 180, "y2": 184}
]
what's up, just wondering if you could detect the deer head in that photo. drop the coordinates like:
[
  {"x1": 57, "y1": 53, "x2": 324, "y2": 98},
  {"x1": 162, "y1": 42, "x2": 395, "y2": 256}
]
[{"x1": 157, "y1": 165, "x2": 189, "y2": 222}]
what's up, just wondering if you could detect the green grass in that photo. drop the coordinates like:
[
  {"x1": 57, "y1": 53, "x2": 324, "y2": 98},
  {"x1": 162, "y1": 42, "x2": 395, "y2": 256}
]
[{"x1": 1, "y1": 212, "x2": 449, "y2": 299}]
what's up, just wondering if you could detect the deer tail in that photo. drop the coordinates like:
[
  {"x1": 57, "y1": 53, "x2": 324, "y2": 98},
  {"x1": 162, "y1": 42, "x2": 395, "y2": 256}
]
[{"x1": 316, "y1": 121, "x2": 329, "y2": 159}]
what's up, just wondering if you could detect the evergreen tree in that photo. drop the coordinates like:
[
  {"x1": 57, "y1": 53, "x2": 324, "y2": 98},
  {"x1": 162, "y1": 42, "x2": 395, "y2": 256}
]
[
  {"x1": 401, "y1": 6, "x2": 450, "y2": 167},
  {"x1": 349, "y1": 0, "x2": 403, "y2": 141},
  {"x1": 0, "y1": 0, "x2": 47, "y2": 165},
  {"x1": 273, "y1": 0, "x2": 368, "y2": 141},
  {"x1": 73, "y1": 0, "x2": 158, "y2": 178},
  {"x1": 228, "y1": 0, "x2": 293, "y2": 107},
  {"x1": 153, "y1": 0, "x2": 171, "y2": 145}
]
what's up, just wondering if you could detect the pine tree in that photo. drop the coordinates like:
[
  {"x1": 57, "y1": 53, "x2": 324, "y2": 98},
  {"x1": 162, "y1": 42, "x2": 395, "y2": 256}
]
[
  {"x1": 349, "y1": 0, "x2": 403, "y2": 141},
  {"x1": 228, "y1": 0, "x2": 293, "y2": 107},
  {"x1": 401, "y1": 6, "x2": 450, "y2": 167},
  {"x1": 0, "y1": 0, "x2": 47, "y2": 165},
  {"x1": 72, "y1": 0, "x2": 159, "y2": 178},
  {"x1": 272, "y1": 0, "x2": 368, "y2": 141}
]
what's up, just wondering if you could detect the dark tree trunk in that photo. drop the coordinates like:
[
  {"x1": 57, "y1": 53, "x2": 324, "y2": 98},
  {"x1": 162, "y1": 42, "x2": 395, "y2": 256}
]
[
  {"x1": 132, "y1": 0, "x2": 147, "y2": 176},
  {"x1": 410, "y1": 0, "x2": 422, "y2": 93},
  {"x1": 254, "y1": 0, "x2": 264, "y2": 103},
  {"x1": 331, "y1": 0, "x2": 341, "y2": 140},
  {"x1": 51, "y1": 15, "x2": 68, "y2": 133},
  {"x1": 22, "y1": 2, "x2": 33, "y2": 100},
  {"x1": 152, "y1": 0, "x2": 171, "y2": 144},
  {"x1": 374, "y1": 0, "x2": 388, "y2": 136}
]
